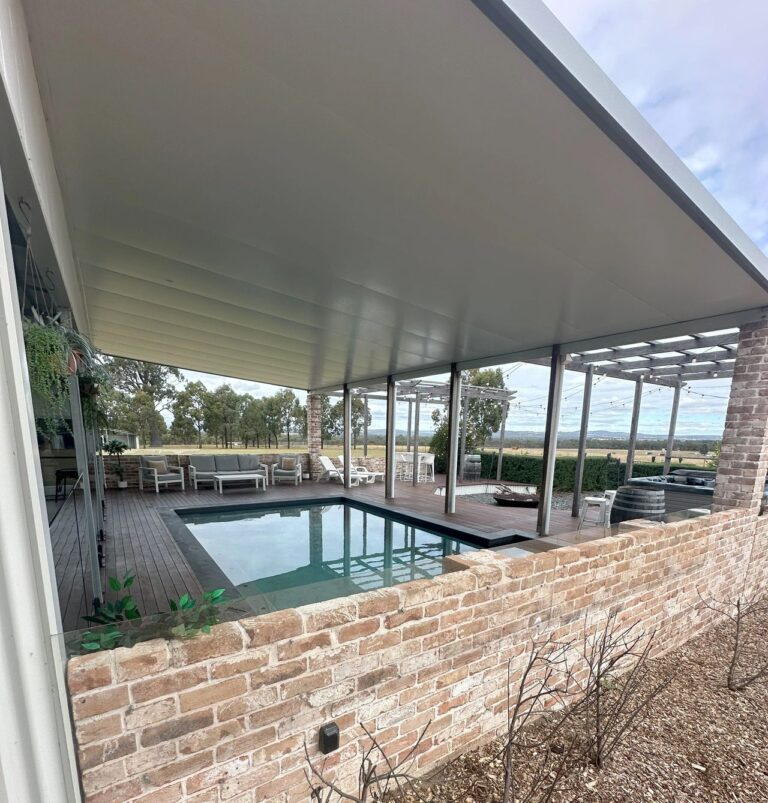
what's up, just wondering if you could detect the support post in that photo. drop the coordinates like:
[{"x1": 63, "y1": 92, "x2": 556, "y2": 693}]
[
  {"x1": 663, "y1": 383, "x2": 681, "y2": 475},
  {"x1": 69, "y1": 374, "x2": 102, "y2": 605},
  {"x1": 411, "y1": 393, "x2": 421, "y2": 486},
  {"x1": 459, "y1": 392, "x2": 469, "y2": 480},
  {"x1": 445, "y1": 365, "x2": 461, "y2": 514},
  {"x1": 362, "y1": 395, "x2": 369, "y2": 457},
  {"x1": 537, "y1": 345, "x2": 566, "y2": 535},
  {"x1": 307, "y1": 393, "x2": 323, "y2": 480},
  {"x1": 343, "y1": 384, "x2": 352, "y2": 489},
  {"x1": 0, "y1": 183, "x2": 81, "y2": 802},
  {"x1": 406, "y1": 400, "x2": 412, "y2": 451},
  {"x1": 496, "y1": 399, "x2": 509, "y2": 482},
  {"x1": 571, "y1": 366, "x2": 594, "y2": 517},
  {"x1": 385, "y1": 377, "x2": 396, "y2": 499},
  {"x1": 625, "y1": 377, "x2": 644, "y2": 482},
  {"x1": 90, "y1": 420, "x2": 105, "y2": 539}
]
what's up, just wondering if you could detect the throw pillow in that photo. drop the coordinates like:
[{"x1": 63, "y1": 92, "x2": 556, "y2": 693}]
[
  {"x1": 146, "y1": 459, "x2": 168, "y2": 473},
  {"x1": 281, "y1": 457, "x2": 296, "y2": 471}
]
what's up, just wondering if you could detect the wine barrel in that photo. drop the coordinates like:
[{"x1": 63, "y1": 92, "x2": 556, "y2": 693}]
[{"x1": 610, "y1": 485, "x2": 665, "y2": 525}]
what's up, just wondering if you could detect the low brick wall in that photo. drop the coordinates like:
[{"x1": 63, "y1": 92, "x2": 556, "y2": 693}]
[
  {"x1": 67, "y1": 508, "x2": 768, "y2": 802},
  {"x1": 99, "y1": 454, "x2": 311, "y2": 490}
]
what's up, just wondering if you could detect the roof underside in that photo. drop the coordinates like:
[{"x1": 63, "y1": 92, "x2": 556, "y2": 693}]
[{"x1": 21, "y1": 0, "x2": 768, "y2": 389}]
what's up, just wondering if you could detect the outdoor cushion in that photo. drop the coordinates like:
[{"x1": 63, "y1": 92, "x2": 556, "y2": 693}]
[
  {"x1": 280, "y1": 456, "x2": 297, "y2": 471},
  {"x1": 189, "y1": 455, "x2": 216, "y2": 472},
  {"x1": 214, "y1": 454, "x2": 240, "y2": 472},
  {"x1": 156, "y1": 473, "x2": 182, "y2": 481},
  {"x1": 238, "y1": 455, "x2": 262, "y2": 472},
  {"x1": 145, "y1": 459, "x2": 168, "y2": 473}
]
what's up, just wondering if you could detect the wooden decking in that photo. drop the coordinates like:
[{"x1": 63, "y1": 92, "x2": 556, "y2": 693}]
[{"x1": 49, "y1": 477, "x2": 596, "y2": 633}]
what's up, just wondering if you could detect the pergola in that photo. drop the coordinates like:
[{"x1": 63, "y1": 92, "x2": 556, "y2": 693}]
[
  {"x1": 1, "y1": 1, "x2": 768, "y2": 799},
  {"x1": 328, "y1": 380, "x2": 517, "y2": 484}
]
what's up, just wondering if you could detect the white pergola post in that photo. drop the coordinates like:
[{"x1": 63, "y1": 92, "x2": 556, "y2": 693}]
[
  {"x1": 571, "y1": 365, "x2": 594, "y2": 517},
  {"x1": 406, "y1": 400, "x2": 412, "y2": 451},
  {"x1": 444, "y1": 365, "x2": 462, "y2": 514},
  {"x1": 458, "y1": 392, "x2": 469, "y2": 481},
  {"x1": 411, "y1": 393, "x2": 421, "y2": 486},
  {"x1": 537, "y1": 345, "x2": 566, "y2": 535},
  {"x1": 496, "y1": 399, "x2": 509, "y2": 482},
  {"x1": 663, "y1": 383, "x2": 681, "y2": 475},
  {"x1": 385, "y1": 377, "x2": 396, "y2": 499},
  {"x1": 362, "y1": 394, "x2": 369, "y2": 457},
  {"x1": 625, "y1": 377, "x2": 644, "y2": 482},
  {"x1": 68, "y1": 374, "x2": 102, "y2": 604},
  {"x1": 343, "y1": 384, "x2": 352, "y2": 489},
  {"x1": 0, "y1": 182, "x2": 81, "y2": 802}
]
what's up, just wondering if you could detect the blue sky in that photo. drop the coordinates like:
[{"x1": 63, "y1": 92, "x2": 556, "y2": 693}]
[{"x1": 182, "y1": 2, "x2": 765, "y2": 438}]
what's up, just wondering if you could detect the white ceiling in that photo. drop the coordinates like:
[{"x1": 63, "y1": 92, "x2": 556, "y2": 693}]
[{"x1": 20, "y1": 0, "x2": 768, "y2": 389}]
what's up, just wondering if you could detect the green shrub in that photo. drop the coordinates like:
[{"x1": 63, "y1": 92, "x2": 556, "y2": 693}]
[{"x1": 477, "y1": 453, "x2": 704, "y2": 492}]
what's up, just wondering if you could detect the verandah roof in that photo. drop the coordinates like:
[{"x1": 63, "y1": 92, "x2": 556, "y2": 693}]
[{"x1": 7, "y1": 0, "x2": 768, "y2": 390}]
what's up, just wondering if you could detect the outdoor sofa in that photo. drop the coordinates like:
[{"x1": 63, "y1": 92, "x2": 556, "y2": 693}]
[{"x1": 187, "y1": 454, "x2": 269, "y2": 490}]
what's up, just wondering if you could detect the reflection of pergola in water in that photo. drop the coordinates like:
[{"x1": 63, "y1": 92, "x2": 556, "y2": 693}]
[
  {"x1": 310, "y1": 507, "x2": 463, "y2": 593},
  {"x1": 329, "y1": 379, "x2": 518, "y2": 482}
]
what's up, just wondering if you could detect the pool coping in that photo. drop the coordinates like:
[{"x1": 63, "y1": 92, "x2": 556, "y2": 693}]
[{"x1": 159, "y1": 495, "x2": 548, "y2": 605}]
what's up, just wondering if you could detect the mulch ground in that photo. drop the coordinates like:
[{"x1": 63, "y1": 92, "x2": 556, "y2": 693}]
[{"x1": 402, "y1": 610, "x2": 768, "y2": 802}]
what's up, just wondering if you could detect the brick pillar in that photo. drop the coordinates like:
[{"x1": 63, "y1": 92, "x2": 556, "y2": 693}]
[
  {"x1": 307, "y1": 394, "x2": 323, "y2": 480},
  {"x1": 713, "y1": 319, "x2": 768, "y2": 512}
]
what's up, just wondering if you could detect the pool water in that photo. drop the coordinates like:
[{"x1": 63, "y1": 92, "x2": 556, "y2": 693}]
[{"x1": 179, "y1": 502, "x2": 476, "y2": 615}]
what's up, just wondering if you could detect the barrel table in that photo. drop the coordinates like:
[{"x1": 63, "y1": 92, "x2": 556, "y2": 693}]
[{"x1": 610, "y1": 485, "x2": 665, "y2": 525}]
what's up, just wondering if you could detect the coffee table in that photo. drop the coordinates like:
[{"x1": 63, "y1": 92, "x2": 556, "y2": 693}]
[{"x1": 213, "y1": 473, "x2": 266, "y2": 494}]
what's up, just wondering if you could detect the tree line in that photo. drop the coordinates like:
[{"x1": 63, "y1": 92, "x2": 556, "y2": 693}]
[{"x1": 100, "y1": 358, "x2": 371, "y2": 449}]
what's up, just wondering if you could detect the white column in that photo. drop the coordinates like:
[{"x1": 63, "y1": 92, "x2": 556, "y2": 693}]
[
  {"x1": 537, "y1": 345, "x2": 566, "y2": 535},
  {"x1": 362, "y1": 395, "x2": 369, "y2": 457},
  {"x1": 90, "y1": 420, "x2": 105, "y2": 539},
  {"x1": 411, "y1": 393, "x2": 421, "y2": 486},
  {"x1": 571, "y1": 366, "x2": 594, "y2": 517},
  {"x1": 385, "y1": 378, "x2": 396, "y2": 499},
  {"x1": 0, "y1": 177, "x2": 81, "y2": 802},
  {"x1": 343, "y1": 384, "x2": 352, "y2": 489},
  {"x1": 625, "y1": 377, "x2": 644, "y2": 482},
  {"x1": 496, "y1": 399, "x2": 509, "y2": 482},
  {"x1": 444, "y1": 365, "x2": 461, "y2": 514},
  {"x1": 663, "y1": 383, "x2": 681, "y2": 475},
  {"x1": 459, "y1": 393, "x2": 469, "y2": 480}
]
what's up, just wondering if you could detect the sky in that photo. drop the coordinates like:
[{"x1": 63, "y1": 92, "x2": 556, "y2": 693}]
[{"x1": 178, "y1": 1, "x2": 766, "y2": 439}]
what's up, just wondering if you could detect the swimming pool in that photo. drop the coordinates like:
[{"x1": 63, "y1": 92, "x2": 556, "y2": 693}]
[{"x1": 174, "y1": 501, "x2": 478, "y2": 615}]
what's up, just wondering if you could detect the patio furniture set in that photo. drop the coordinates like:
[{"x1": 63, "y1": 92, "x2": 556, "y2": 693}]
[
  {"x1": 394, "y1": 452, "x2": 436, "y2": 482},
  {"x1": 137, "y1": 454, "x2": 303, "y2": 494},
  {"x1": 316, "y1": 455, "x2": 384, "y2": 486}
]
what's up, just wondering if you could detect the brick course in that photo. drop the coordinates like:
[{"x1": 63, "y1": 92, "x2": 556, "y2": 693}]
[{"x1": 68, "y1": 506, "x2": 768, "y2": 802}]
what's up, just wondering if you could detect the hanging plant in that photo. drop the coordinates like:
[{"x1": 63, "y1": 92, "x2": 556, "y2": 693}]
[{"x1": 22, "y1": 308, "x2": 99, "y2": 439}]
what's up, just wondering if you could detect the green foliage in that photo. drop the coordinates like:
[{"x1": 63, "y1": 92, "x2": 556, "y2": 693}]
[
  {"x1": 78, "y1": 572, "x2": 228, "y2": 653},
  {"x1": 22, "y1": 314, "x2": 71, "y2": 438},
  {"x1": 707, "y1": 441, "x2": 722, "y2": 469},
  {"x1": 477, "y1": 453, "x2": 705, "y2": 491},
  {"x1": 83, "y1": 573, "x2": 140, "y2": 626},
  {"x1": 167, "y1": 588, "x2": 227, "y2": 639}
]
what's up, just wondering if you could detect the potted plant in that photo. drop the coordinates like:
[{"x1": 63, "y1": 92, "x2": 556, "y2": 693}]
[
  {"x1": 105, "y1": 439, "x2": 128, "y2": 488},
  {"x1": 22, "y1": 308, "x2": 98, "y2": 438}
]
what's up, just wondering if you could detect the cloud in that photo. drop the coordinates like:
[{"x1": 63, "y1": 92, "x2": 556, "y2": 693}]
[{"x1": 543, "y1": 0, "x2": 768, "y2": 251}]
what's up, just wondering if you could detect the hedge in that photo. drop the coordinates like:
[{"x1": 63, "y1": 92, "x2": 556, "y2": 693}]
[{"x1": 476, "y1": 453, "x2": 705, "y2": 492}]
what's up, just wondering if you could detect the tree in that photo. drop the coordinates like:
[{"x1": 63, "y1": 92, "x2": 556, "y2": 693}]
[
  {"x1": 319, "y1": 395, "x2": 336, "y2": 448},
  {"x1": 329, "y1": 397, "x2": 372, "y2": 448},
  {"x1": 171, "y1": 381, "x2": 209, "y2": 447},
  {"x1": 240, "y1": 395, "x2": 267, "y2": 448},
  {"x1": 271, "y1": 389, "x2": 304, "y2": 449},
  {"x1": 106, "y1": 358, "x2": 181, "y2": 447},
  {"x1": 465, "y1": 368, "x2": 506, "y2": 446}
]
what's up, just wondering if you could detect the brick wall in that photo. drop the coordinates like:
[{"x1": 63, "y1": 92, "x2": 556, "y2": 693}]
[
  {"x1": 67, "y1": 506, "x2": 768, "y2": 802},
  {"x1": 714, "y1": 318, "x2": 768, "y2": 511}
]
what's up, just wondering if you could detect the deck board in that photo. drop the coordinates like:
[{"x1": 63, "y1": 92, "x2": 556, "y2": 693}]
[{"x1": 49, "y1": 476, "x2": 596, "y2": 633}]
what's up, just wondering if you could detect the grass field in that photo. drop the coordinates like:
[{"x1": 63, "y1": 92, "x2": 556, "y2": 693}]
[{"x1": 126, "y1": 443, "x2": 713, "y2": 465}]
